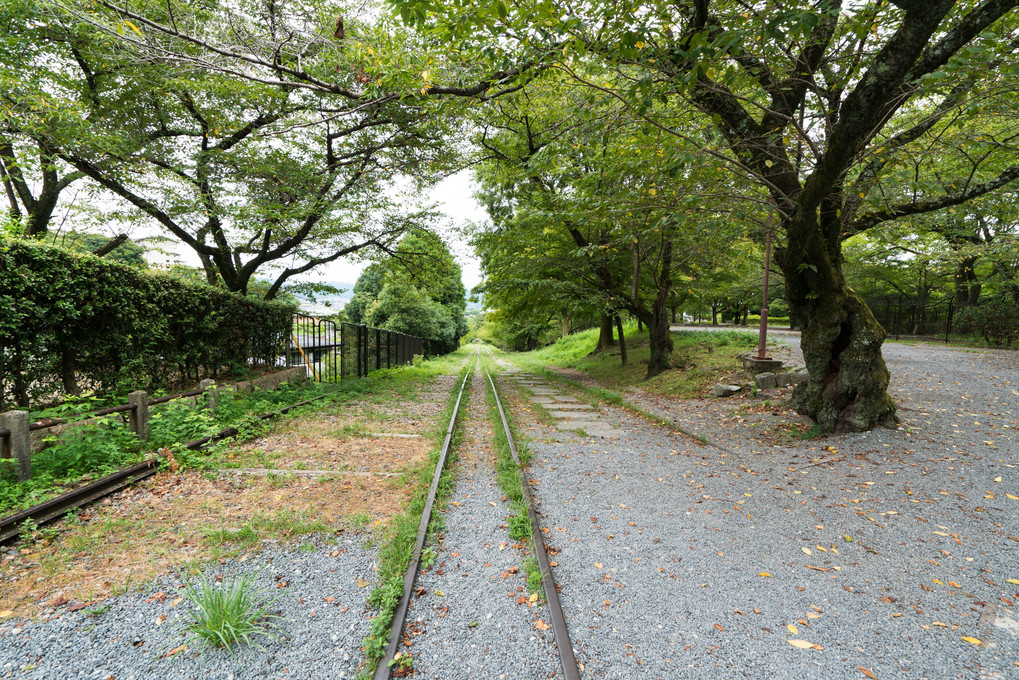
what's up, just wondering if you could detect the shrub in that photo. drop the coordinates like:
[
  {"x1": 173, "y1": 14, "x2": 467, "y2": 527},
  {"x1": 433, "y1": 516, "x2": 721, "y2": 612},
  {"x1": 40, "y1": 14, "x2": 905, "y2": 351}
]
[
  {"x1": 955, "y1": 298, "x2": 1019, "y2": 346},
  {"x1": 0, "y1": 237, "x2": 294, "y2": 409}
]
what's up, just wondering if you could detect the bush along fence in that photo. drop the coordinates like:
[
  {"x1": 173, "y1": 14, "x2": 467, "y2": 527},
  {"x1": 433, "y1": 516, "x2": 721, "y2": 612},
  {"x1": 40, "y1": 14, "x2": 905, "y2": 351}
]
[
  {"x1": 0, "y1": 238, "x2": 294, "y2": 411},
  {"x1": 286, "y1": 315, "x2": 457, "y2": 382},
  {"x1": 0, "y1": 368, "x2": 305, "y2": 483},
  {"x1": 0, "y1": 368, "x2": 318, "y2": 544}
]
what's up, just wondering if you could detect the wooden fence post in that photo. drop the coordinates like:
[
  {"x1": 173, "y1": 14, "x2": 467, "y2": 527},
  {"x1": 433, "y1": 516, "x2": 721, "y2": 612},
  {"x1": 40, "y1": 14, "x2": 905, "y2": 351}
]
[
  {"x1": 128, "y1": 391, "x2": 149, "y2": 442},
  {"x1": 199, "y1": 379, "x2": 218, "y2": 417},
  {"x1": 1, "y1": 410, "x2": 31, "y2": 481}
]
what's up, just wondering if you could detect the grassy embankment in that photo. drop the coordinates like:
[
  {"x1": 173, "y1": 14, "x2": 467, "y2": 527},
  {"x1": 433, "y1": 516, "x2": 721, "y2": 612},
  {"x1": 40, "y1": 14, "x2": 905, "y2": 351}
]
[{"x1": 515, "y1": 322, "x2": 764, "y2": 398}]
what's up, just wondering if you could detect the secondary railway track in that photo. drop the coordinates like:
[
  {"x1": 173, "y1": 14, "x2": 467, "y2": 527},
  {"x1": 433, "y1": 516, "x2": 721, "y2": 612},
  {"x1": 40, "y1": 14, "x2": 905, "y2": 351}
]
[
  {"x1": 373, "y1": 349, "x2": 580, "y2": 680},
  {"x1": 0, "y1": 394, "x2": 329, "y2": 545}
]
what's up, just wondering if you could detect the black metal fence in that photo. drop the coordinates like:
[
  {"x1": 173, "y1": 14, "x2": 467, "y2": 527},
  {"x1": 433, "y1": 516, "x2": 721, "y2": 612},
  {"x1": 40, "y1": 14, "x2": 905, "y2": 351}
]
[
  {"x1": 866, "y1": 296, "x2": 956, "y2": 342},
  {"x1": 286, "y1": 315, "x2": 450, "y2": 382}
]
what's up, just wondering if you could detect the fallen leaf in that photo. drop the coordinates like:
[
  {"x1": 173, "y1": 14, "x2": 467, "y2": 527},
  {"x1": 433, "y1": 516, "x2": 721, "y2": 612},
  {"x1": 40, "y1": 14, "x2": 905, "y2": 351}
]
[
  {"x1": 355, "y1": 579, "x2": 371, "y2": 588},
  {"x1": 1005, "y1": 579, "x2": 1019, "y2": 586},
  {"x1": 786, "y1": 639, "x2": 816, "y2": 649},
  {"x1": 155, "y1": 614, "x2": 166, "y2": 626},
  {"x1": 169, "y1": 598, "x2": 183, "y2": 608},
  {"x1": 163, "y1": 644, "x2": 187, "y2": 658},
  {"x1": 787, "y1": 624, "x2": 798, "y2": 634},
  {"x1": 961, "y1": 636, "x2": 982, "y2": 645},
  {"x1": 948, "y1": 581, "x2": 961, "y2": 588},
  {"x1": 759, "y1": 572, "x2": 772, "y2": 577},
  {"x1": 488, "y1": 501, "x2": 497, "y2": 507},
  {"x1": 529, "y1": 593, "x2": 538, "y2": 604},
  {"x1": 714, "y1": 624, "x2": 724, "y2": 631},
  {"x1": 802, "y1": 547, "x2": 812, "y2": 556},
  {"x1": 858, "y1": 666, "x2": 878, "y2": 679},
  {"x1": 433, "y1": 590, "x2": 445, "y2": 597},
  {"x1": 534, "y1": 619, "x2": 550, "y2": 631}
]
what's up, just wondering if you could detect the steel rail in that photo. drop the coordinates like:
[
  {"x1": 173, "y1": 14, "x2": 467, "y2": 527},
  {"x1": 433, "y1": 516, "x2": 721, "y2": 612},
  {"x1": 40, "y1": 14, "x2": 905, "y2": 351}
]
[
  {"x1": 0, "y1": 459, "x2": 159, "y2": 545},
  {"x1": 373, "y1": 350, "x2": 477, "y2": 680},
  {"x1": 0, "y1": 394, "x2": 330, "y2": 544},
  {"x1": 485, "y1": 365, "x2": 582, "y2": 680}
]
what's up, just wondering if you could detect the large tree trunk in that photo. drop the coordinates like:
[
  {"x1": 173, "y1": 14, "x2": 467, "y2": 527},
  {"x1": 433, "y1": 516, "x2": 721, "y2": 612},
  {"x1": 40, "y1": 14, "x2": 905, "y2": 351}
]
[
  {"x1": 596, "y1": 313, "x2": 615, "y2": 350},
  {"x1": 615, "y1": 316, "x2": 627, "y2": 367},
  {"x1": 779, "y1": 212, "x2": 898, "y2": 434},
  {"x1": 644, "y1": 235, "x2": 674, "y2": 379}
]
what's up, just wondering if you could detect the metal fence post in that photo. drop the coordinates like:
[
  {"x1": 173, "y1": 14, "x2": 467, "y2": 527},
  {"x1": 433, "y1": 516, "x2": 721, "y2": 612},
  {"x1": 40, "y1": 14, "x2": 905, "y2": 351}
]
[
  {"x1": 128, "y1": 391, "x2": 150, "y2": 442},
  {"x1": 386, "y1": 331, "x2": 391, "y2": 369},
  {"x1": 0, "y1": 410, "x2": 31, "y2": 481}
]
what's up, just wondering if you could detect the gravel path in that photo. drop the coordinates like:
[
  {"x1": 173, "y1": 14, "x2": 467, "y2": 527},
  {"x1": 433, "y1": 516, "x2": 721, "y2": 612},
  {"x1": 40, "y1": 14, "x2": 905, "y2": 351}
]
[
  {"x1": 0, "y1": 369, "x2": 465, "y2": 679},
  {"x1": 503, "y1": 339, "x2": 1018, "y2": 679},
  {"x1": 0, "y1": 533, "x2": 376, "y2": 680},
  {"x1": 406, "y1": 369, "x2": 559, "y2": 678}
]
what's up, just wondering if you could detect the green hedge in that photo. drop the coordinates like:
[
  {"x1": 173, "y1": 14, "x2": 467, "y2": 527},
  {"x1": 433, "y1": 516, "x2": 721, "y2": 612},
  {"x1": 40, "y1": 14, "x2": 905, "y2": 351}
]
[{"x1": 0, "y1": 238, "x2": 295, "y2": 409}]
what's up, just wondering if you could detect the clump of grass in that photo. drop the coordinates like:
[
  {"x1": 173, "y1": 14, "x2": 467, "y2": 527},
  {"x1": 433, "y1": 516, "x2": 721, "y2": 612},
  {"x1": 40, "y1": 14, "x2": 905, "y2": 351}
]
[
  {"x1": 182, "y1": 571, "x2": 283, "y2": 651},
  {"x1": 522, "y1": 555, "x2": 544, "y2": 602}
]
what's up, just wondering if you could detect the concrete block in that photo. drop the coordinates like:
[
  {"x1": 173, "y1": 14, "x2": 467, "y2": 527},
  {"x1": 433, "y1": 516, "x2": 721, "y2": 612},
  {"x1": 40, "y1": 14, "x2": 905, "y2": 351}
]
[
  {"x1": 1, "y1": 410, "x2": 31, "y2": 481},
  {"x1": 128, "y1": 391, "x2": 149, "y2": 442},
  {"x1": 755, "y1": 372, "x2": 778, "y2": 389}
]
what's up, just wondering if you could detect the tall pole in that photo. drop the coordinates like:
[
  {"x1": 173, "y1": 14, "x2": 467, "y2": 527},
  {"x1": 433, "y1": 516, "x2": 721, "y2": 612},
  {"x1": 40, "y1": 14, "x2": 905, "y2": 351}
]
[{"x1": 756, "y1": 225, "x2": 773, "y2": 360}]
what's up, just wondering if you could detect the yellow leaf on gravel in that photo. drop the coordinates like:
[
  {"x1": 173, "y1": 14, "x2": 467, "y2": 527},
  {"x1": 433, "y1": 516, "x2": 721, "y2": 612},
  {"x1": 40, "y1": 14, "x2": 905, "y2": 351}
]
[
  {"x1": 786, "y1": 639, "x2": 816, "y2": 649},
  {"x1": 535, "y1": 619, "x2": 550, "y2": 631},
  {"x1": 489, "y1": 501, "x2": 497, "y2": 507},
  {"x1": 529, "y1": 593, "x2": 538, "y2": 604},
  {"x1": 1006, "y1": 494, "x2": 1019, "y2": 500},
  {"x1": 1005, "y1": 579, "x2": 1019, "y2": 585},
  {"x1": 961, "y1": 636, "x2": 982, "y2": 645},
  {"x1": 759, "y1": 572, "x2": 772, "y2": 577},
  {"x1": 933, "y1": 579, "x2": 944, "y2": 585},
  {"x1": 355, "y1": 579, "x2": 371, "y2": 587},
  {"x1": 933, "y1": 531, "x2": 949, "y2": 537},
  {"x1": 787, "y1": 624, "x2": 798, "y2": 634},
  {"x1": 802, "y1": 548, "x2": 812, "y2": 555},
  {"x1": 434, "y1": 590, "x2": 445, "y2": 597},
  {"x1": 858, "y1": 666, "x2": 878, "y2": 679}
]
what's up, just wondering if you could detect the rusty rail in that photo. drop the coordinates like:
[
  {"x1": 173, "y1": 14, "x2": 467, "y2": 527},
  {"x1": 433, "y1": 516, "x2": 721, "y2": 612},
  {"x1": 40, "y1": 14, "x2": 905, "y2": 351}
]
[
  {"x1": 485, "y1": 365, "x2": 582, "y2": 680},
  {"x1": 0, "y1": 393, "x2": 329, "y2": 544}
]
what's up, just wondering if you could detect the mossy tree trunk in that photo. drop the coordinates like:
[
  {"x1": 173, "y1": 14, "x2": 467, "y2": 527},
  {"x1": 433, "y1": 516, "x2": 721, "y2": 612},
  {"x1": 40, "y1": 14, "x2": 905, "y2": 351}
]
[
  {"x1": 778, "y1": 209, "x2": 897, "y2": 434},
  {"x1": 596, "y1": 313, "x2": 615, "y2": 350}
]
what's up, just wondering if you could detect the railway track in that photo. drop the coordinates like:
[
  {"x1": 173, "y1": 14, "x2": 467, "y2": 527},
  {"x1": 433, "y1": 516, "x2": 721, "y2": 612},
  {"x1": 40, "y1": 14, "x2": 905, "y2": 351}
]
[
  {"x1": 373, "y1": 348, "x2": 580, "y2": 679},
  {"x1": 0, "y1": 393, "x2": 330, "y2": 545}
]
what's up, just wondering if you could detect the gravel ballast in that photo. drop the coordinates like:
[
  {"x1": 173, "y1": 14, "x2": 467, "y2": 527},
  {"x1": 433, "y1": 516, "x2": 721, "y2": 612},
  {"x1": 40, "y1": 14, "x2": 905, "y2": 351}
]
[
  {"x1": 508, "y1": 340, "x2": 1018, "y2": 679},
  {"x1": 405, "y1": 370, "x2": 559, "y2": 679},
  {"x1": 0, "y1": 533, "x2": 377, "y2": 679}
]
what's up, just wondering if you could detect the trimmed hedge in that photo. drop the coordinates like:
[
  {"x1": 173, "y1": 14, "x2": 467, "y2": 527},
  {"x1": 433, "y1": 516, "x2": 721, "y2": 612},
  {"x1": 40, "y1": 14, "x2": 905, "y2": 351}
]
[{"x1": 0, "y1": 238, "x2": 295, "y2": 409}]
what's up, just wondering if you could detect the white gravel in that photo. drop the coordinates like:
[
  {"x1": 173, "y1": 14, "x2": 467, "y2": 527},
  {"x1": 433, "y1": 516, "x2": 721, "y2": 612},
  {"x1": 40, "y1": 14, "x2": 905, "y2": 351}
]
[{"x1": 509, "y1": 340, "x2": 1018, "y2": 679}]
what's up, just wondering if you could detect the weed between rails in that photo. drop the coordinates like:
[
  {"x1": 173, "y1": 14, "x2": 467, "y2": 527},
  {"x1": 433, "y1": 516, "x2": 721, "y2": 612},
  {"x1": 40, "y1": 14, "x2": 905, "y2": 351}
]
[
  {"x1": 358, "y1": 351, "x2": 474, "y2": 679},
  {"x1": 480, "y1": 355, "x2": 547, "y2": 603}
]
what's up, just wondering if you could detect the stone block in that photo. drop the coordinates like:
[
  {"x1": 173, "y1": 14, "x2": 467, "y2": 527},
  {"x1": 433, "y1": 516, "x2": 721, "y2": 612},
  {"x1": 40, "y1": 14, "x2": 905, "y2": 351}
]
[
  {"x1": 712, "y1": 383, "x2": 742, "y2": 397},
  {"x1": 755, "y1": 372, "x2": 778, "y2": 389}
]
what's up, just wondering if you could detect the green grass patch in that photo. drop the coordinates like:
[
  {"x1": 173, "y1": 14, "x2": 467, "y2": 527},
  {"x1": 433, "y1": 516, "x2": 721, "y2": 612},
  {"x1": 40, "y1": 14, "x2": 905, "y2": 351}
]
[{"x1": 523, "y1": 325, "x2": 759, "y2": 399}]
